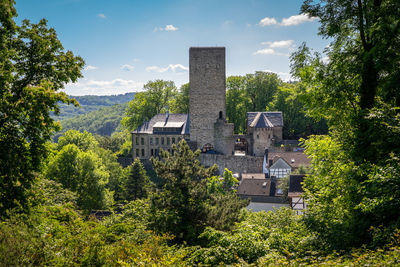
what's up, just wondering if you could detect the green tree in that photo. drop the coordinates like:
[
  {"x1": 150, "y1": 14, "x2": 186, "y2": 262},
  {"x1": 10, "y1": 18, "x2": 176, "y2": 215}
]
[
  {"x1": 226, "y1": 72, "x2": 281, "y2": 133},
  {"x1": 0, "y1": 3, "x2": 84, "y2": 216},
  {"x1": 170, "y1": 83, "x2": 189, "y2": 114},
  {"x1": 46, "y1": 144, "x2": 112, "y2": 211},
  {"x1": 124, "y1": 158, "x2": 151, "y2": 201},
  {"x1": 226, "y1": 76, "x2": 249, "y2": 133},
  {"x1": 57, "y1": 130, "x2": 98, "y2": 151},
  {"x1": 122, "y1": 80, "x2": 177, "y2": 131},
  {"x1": 149, "y1": 140, "x2": 217, "y2": 242},
  {"x1": 293, "y1": 0, "x2": 400, "y2": 164},
  {"x1": 266, "y1": 83, "x2": 328, "y2": 139}
]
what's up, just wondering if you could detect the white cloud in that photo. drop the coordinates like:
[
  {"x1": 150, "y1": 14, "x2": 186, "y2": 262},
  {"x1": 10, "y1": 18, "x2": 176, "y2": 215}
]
[
  {"x1": 261, "y1": 40, "x2": 294, "y2": 48},
  {"x1": 146, "y1": 64, "x2": 188, "y2": 73},
  {"x1": 154, "y1": 24, "x2": 178, "y2": 32},
  {"x1": 84, "y1": 65, "x2": 98, "y2": 71},
  {"x1": 259, "y1": 17, "x2": 277, "y2": 26},
  {"x1": 97, "y1": 13, "x2": 106, "y2": 19},
  {"x1": 280, "y1": 14, "x2": 317, "y2": 26},
  {"x1": 121, "y1": 64, "x2": 134, "y2": 71},
  {"x1": 259, "y1": 13, "x2": 317, "y2": 27},
  {"x1": 165, "y1": 24, "x2": 178, "y2": 31},
  {"x1": 65, "y1": 78, "x2": 144, "y2": 96},
  {"x1": 253, "y1": 48, "x2": 275, "y2": 55}
]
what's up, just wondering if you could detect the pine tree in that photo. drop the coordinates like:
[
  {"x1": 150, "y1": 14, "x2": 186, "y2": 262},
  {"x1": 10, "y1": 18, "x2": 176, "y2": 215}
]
[{"x1": 124, "y1": 158, "x2": 151, "y2": 201}]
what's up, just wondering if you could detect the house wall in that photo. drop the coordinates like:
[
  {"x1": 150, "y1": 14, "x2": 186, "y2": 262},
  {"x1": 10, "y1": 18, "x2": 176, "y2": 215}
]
[
  {"x1": 199, "y1": 154, "x2": 264, "y2": 175},
  {"x1": 132, "y1": 133, "x2": 188, "y2": 159}
]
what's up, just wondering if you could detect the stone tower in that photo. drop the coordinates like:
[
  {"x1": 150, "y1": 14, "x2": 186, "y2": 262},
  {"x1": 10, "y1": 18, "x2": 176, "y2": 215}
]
[{"x1": 189, "y1": 47, "x2": 234, "y2": 154}]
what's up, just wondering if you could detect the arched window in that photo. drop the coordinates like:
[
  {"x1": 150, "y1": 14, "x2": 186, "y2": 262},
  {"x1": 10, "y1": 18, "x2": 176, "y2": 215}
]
[{"x1": 202, "y1": 143, "x2": 214, "y2": 153}]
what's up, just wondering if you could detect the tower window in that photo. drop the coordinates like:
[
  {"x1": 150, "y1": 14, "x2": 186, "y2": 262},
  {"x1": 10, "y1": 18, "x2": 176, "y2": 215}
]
[
  {"x1": 161, "y1": 137, "x2": 164, "y2": 145},
  {"x1": 156, "y1": 137, "x2": 159, "y2": 145},
  {"x1": 167, "y1": 137, "x2": 170, "y2": 145},
  {"x1": 219, "y1": 111, "x2": 223, "y2": 119},
  {"x1": 141, "y1": 149, "x2": 145, "y2": 157},
  {"x1": 135, "y1": 137, "x2": 139, "y2": 145},
  {"x1": 141, "y1": 138, "x2": 144, "y2": 145},
  {"x1": 150, "y1": 138, "x2": 153, "y2": 145}
]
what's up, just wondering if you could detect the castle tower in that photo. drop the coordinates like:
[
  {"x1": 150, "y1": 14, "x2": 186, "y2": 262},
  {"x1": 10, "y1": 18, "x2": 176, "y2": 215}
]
[{"x1": 189, "y1": 47, "x2": 227, "y2": 151}]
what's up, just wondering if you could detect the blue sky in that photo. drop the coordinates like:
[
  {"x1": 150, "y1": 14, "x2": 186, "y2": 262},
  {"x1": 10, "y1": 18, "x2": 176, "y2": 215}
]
[{"x1": 15, "y1": 0, "x2": 328, "y2": 95}]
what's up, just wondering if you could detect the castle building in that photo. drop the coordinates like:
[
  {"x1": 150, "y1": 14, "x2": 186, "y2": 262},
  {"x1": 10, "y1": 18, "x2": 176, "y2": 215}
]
[{"x1": 132, "y1": 47, "x2": 283, "y2": 173}]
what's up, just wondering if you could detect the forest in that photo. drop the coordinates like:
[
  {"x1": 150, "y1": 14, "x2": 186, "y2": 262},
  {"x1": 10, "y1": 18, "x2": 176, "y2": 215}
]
[{"x1": 1, "y1": 0, "x2": 400, "y2": 265}]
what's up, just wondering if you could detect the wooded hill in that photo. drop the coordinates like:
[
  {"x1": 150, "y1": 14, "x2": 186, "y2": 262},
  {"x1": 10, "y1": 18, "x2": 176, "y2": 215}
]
[{"x1": 53, "y1": 92, "x2": 135, "y2": 120}]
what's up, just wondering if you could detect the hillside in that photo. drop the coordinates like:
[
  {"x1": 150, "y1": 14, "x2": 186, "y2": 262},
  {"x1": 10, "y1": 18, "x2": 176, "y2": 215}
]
[
  {"x1": 54, "y1": 92, "x2": 135, "y2": 120},
  {"x1": 53, "y1": 102, "x2": 128, "y2": 141}
]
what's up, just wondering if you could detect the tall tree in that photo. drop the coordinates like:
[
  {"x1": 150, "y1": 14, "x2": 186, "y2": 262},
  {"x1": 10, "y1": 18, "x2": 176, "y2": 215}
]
[
  {"x1": 170, "y1": 83, "x2": 189, "y2": 114},
  {"x1": 294, "y1": 0, "x2": 400, "y2": 164},
  {"x1": 0, "y1": 3, "x2": 84, "y2": 216},
  {"x1": 121, "y1": 80, "x2": 177, "y2": 131},
  {"x1": 149, "y1": 140, "x2": 217, "y2": 242},
  {"x1": 124, "y1": 158, "x2": 151, "y2": 201},
  {"x1": 291, "y1": 0, "x2": 400, "y2": 249}
]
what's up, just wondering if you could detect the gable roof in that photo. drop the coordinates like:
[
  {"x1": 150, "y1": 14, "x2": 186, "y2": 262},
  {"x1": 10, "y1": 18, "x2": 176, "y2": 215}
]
[
  {"x1": 237, "y1": 178, "x2": 271, "y2": 196},
  {"x1": 133, "y1": 113, "x2": 190, "y2": 135},
  {"x1": 247, "y1": 112, "x2": 283, "y2": 128},
  {"x1": 270, "y1": 158, "x2": 292, "y2": 170},
  {"x1": 269, "y1": 152, "x2": 310, "y2": 168}
]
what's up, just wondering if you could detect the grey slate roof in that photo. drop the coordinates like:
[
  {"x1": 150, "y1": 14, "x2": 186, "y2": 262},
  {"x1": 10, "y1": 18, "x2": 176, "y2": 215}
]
[
  {"x1": 133, "y1": 113, "x2": 189, "y2": 135},
  {"x1": 247, "y1": 112, "x2": 283, "y2": 128}
]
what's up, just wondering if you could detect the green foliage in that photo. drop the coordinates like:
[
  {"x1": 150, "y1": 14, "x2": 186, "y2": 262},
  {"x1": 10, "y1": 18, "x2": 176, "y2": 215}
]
[
  {"x1": 0, "y1": 4, "x2": 84, "y2": 216},
  {"x1": 170, "y1": 82, "x2": 189, "y2": 114},
  {"x1": 122, "y1": 80, "x2": 177, "y2": 131},
  {"x1": 191, "y1": 208, "x2": 318, "y2": 265},
  {"x1": 46, "y1": 144, "x2": 113, "y2": 211},
  {"x1": 226, "y1": 72, "x2": 281, "y2": 133},
  {"x1": 266, "y1": 83, "x2": 328, "y2": 139},
  {"x1": 54, "y1": 103, "x2": 128, "y2": 140},
  {"x1": 124, "y1": 158, "x2": 152, "y2": 201},
  {"x1": 53, "y1": 93, "x2": 134, "y2": 120},
  {"x1": 57, "y1": 129, "x2": 99, "y2": 151},
  {"x1": 0, "y1": 200, "x2": 189, "y2": 266},
  {"x1": 149, "y1": 140, "x2": 217, "y2": 242}
]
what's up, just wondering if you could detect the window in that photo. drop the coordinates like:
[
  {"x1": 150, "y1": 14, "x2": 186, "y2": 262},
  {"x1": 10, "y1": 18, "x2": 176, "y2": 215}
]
[
  {"x1": 141, "y1": 138, "x2": 144, "y2": 145},
  {"x1": 219, "y1": 111, "x2": 223, "y2": 119},
  {"x1": 151, "y1": 149, "x2": 154, "y2": 156},
  {"x1": 141, "y1": 149, "x2": 145, "y2": 157},
  {"x1": 155, "y1": 137, "x2": 159, "y2": 145},
  {"x1": 161, "y1": 137, "x2": 164, "y2": 145},
  {"x1": 167, "y1": 137, "x2": 170, "y2": 145},
  {"x1": 136, "y1": 149, "x2": 139, "y2": 157},
  {"x1": 150, "y1": 138, "x2": 153, "y2": 145},
  {"x1": 135, "y1": 137, "x2": 139, "y2": 145},
  {"x1": 172, "y1": 137, "x2": 175, "y2": 144},
  {"x1": 178, "y1": 137, "x2": 181, "y2": 142},
  {"x1": 257, "y1": 135, "x2": 259, "y2": 139}
]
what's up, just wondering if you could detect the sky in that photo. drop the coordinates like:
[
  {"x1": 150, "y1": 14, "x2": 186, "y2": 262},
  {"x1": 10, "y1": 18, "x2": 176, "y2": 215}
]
[{"x1": 15, "y1": 0, "x2": 328, "y2": 96}]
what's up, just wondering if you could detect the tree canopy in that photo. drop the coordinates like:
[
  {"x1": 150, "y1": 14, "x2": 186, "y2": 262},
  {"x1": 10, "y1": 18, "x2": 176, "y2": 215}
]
[{"x1": 0, "y1": 2, "x2": 84, "y2": 216}]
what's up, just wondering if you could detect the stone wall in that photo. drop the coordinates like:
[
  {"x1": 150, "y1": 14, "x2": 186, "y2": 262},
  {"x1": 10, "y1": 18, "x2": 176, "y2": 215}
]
[
  {"x1": 199, "y1": 154, "x2": 264, "y2": 175},
  {"x1": 189, "y1": 47, "x2": 226, "y2": 151}
]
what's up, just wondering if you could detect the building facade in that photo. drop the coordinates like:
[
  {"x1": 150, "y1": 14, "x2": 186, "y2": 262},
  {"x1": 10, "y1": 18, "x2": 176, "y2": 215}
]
[{"x1": 132, "y1": 47, "x2": 283, "y2": 170}]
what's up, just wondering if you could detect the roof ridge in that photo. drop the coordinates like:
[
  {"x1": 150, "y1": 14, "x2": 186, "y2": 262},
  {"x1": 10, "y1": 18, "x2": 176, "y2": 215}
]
[{"x1": 250, "y1": 112, "x2": 261, "y2": 128}]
